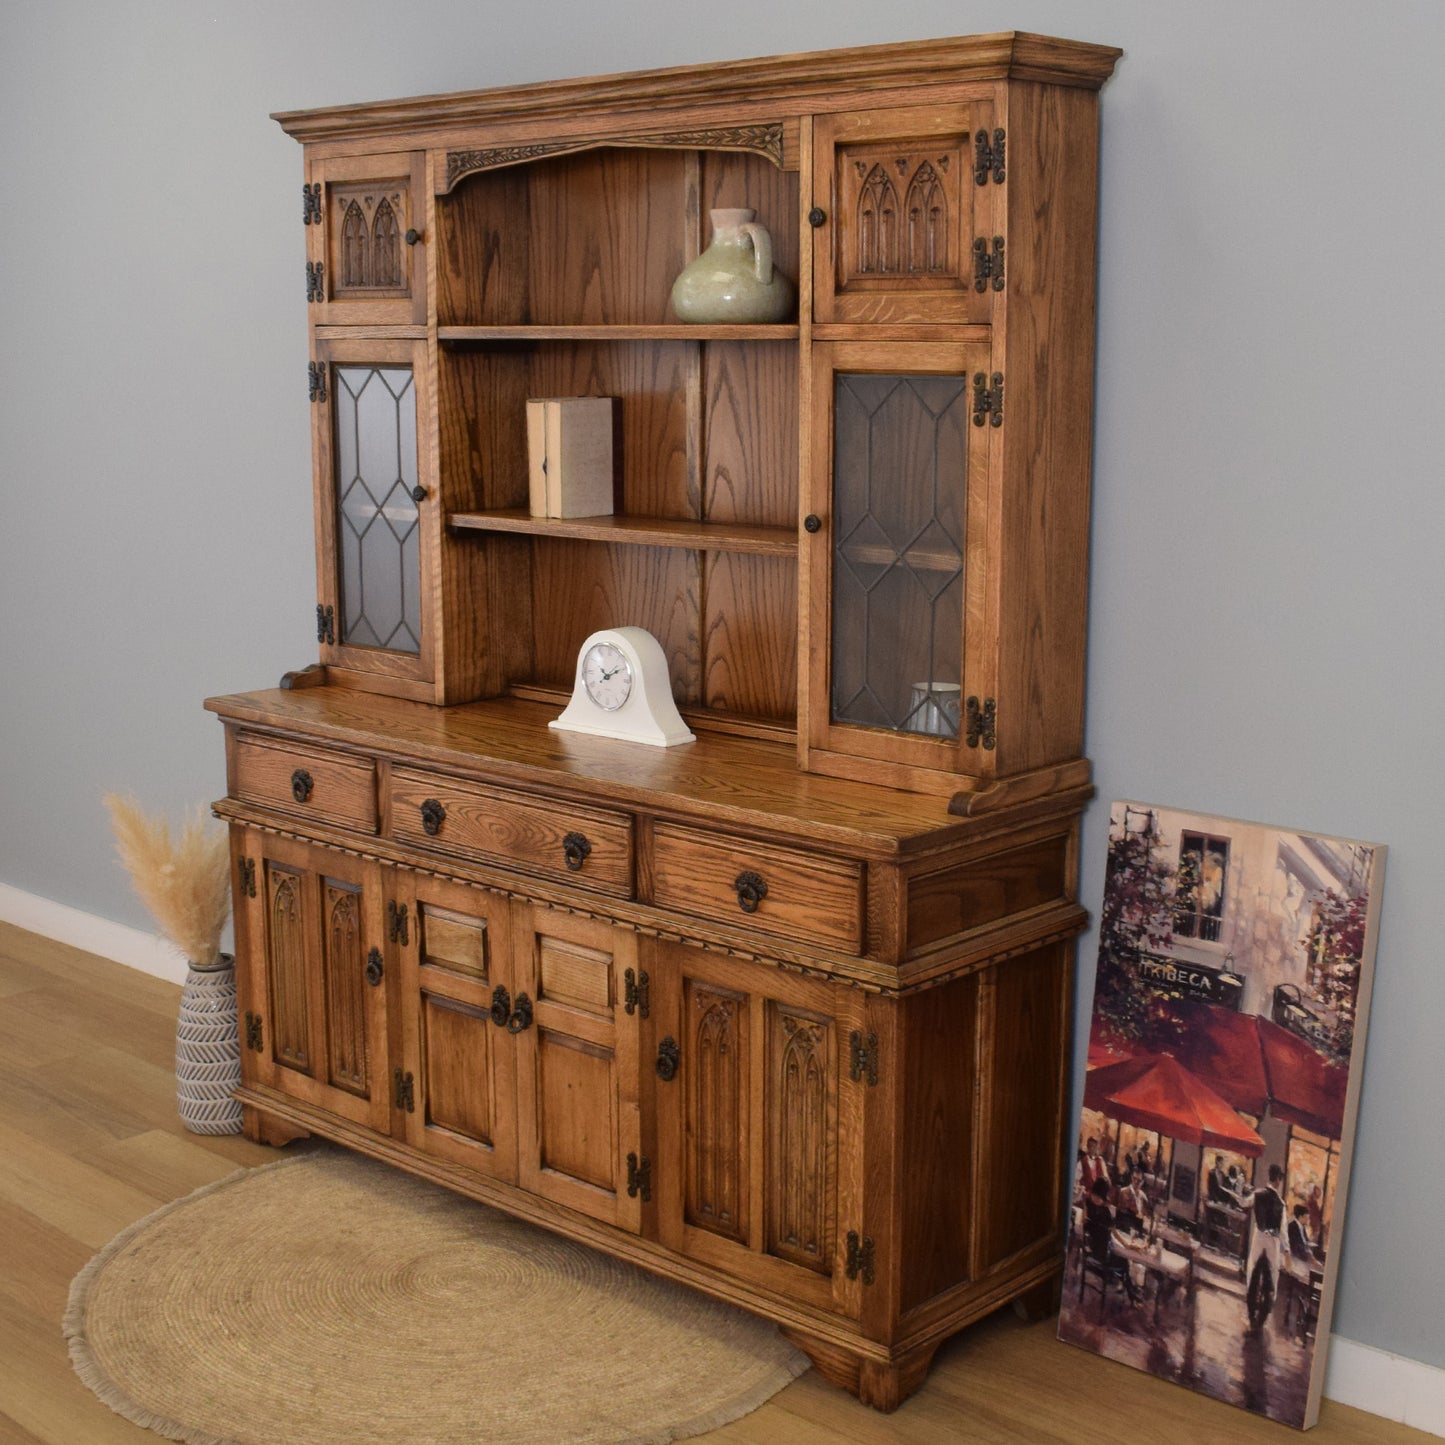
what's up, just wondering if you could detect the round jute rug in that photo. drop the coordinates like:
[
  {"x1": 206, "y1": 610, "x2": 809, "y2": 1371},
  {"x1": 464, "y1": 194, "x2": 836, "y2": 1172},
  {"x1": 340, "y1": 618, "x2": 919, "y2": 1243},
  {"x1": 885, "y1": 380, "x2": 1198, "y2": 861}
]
[{"x1": 65, "y1": 1147, "x2": 809, "y2": 1445}]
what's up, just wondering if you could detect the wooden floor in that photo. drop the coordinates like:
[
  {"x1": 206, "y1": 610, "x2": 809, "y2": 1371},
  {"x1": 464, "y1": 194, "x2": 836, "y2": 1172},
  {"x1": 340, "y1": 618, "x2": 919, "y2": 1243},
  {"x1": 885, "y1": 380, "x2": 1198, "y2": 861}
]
[{"x1": 0, "y1": 919, "x2": 1428, "y2": 1445}]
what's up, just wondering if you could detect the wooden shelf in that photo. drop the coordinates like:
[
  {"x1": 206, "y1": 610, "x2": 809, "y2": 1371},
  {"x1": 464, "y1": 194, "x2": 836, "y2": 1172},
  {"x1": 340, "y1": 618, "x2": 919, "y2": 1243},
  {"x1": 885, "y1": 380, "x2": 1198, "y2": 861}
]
[
  {"x1": 439, "y1": 324, "x2": 799, "y2": 344},
  {"x1": 448, "y1": 509, "x2": 799, "y2": 556}
]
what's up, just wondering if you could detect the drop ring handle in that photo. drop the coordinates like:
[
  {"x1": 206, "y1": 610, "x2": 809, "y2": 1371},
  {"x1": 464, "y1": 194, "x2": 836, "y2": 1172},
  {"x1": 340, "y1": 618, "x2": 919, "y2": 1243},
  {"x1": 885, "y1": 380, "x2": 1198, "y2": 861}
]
[{"x1": 735, "y1": 870, "x2": 768, "y2": 914}]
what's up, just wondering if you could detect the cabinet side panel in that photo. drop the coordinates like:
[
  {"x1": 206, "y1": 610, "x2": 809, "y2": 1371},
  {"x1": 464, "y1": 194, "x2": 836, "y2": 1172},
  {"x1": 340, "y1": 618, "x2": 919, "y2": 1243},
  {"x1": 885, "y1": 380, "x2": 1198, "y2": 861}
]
[
  {"x1": 435, "y1": 165, "x2": 532, "y2": 327},
  {"x1": 996, "y1": 82, "x2": 1101, "y2": 772},
  {"x1": 899, "y1": 975, "x2": 977, "y2": 1313},
  {"x1": 974, "y1": 942, "x2": 1069, "y2": 1270}
]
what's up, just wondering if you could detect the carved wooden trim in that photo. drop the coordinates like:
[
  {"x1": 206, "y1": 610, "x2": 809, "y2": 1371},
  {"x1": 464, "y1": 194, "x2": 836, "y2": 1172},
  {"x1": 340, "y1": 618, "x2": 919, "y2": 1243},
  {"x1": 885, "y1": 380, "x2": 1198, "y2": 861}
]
[
  {"x1": 443, "y1": 122, "x2": 785, "y2": 192},
  {"x1": 685, "y1": 982, "x2": 748, "y2": 1243},
  {"x1": 265, "y1": 865, "x2": 310, "y2": 1070},
  {"x1": 323, "y1": 881, "x2": 369, "y2": 1095},
  {"x1": 768, "y1": 1006, "x2": 832, "y2": 1273}
]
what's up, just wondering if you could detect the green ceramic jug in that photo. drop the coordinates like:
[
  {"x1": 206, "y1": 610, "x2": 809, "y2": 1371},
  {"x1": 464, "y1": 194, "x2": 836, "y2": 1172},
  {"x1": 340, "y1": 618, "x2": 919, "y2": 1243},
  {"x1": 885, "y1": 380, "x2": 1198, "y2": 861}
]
[{"x1": 670, "y1": 208, "x2": 794, "y2": 323}]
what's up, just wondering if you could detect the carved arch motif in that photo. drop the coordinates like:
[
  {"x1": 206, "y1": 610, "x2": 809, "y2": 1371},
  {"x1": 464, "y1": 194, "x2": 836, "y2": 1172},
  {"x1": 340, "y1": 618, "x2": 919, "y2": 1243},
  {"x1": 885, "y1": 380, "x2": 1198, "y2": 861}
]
[
  {"x1": 266, "y1": 867, "x2": 310, "y2": 1070},
  {"x1": 686, "y1": 985, "x2": 747, "y2": 1242},
  {"x1": 768, "y1": 1009, "x2": 830, "y2": 1271},
  {"x1": 904, "y1": 160, "x2": 949, "y2": 274},
  {"x1": 340, "y1": 200, "x2": 369, "y2": 288},
  {"x1": 323, "y1": 882, "x2": 368, "y2": 1095},
  {"x1": 855, "y1": 163, "x2": 900, "y2": 276},
  {"x1": 369, "y1": 197, "x2": 401, "y2": 288}
]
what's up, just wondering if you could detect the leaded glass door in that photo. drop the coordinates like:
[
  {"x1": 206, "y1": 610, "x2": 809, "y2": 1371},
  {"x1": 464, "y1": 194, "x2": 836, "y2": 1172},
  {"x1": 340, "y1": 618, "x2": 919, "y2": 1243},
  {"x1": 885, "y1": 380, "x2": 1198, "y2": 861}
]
[
  {"x1": 805, "y1": 340, "x2": 994, "y2": 782},
  {"x1": 312, "y1": 336, "x2": 435, "y2": 693}
]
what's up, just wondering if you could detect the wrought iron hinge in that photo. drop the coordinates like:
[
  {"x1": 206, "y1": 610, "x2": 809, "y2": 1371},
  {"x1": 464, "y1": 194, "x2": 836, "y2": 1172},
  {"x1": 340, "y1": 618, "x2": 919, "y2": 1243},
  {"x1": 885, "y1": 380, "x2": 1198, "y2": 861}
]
[
  {"x1": 626, "y1": 1152, "x2": 652, "y2": 1202},
  {"x1": 305, "y1": 261, "x2": 325, "y2": 303},
  {"x1": 848, "y1": 1030, "x2": 879, "y2": 1086},
  {"x1": 973, "y1": 235, "x2": 1005, "y2": 292},
  {"x1": 845, "y1": 1230, "x2": 876, "y2": 1285},
  {"x1": 387, "y1": 900, "x2": 409, "y2": 946},
  {"x1": 316, "y1": 603, "x2": 335, "y2": 645},
  {"x1": 974, "y1": 127, "x2": 1006, "y2": 185},
  {"x1": 972, "y1": 372, "x2": 1003, "y2": 428},
  {"x1": 238, "y1": 856, "x2": 257, "y2": 898},
  {"x1": 965, "y1": 696, "x2": 997, "y2": 751},
  {"x1": 624, "y1": 968, "x2": 650, "y2": 1019},
  {"x1": 308, "y1": 362, "x2": 327, "y2": 404},
  {"x1": 302, "y1": 182, "x2": 323, "y2": 225},
  {"x1": 393, "y1": 1068, "x2": 415, "y2": 1113},
  {"x1": 244, "y1": 1011, "x2": 264, "y2": 1052}
]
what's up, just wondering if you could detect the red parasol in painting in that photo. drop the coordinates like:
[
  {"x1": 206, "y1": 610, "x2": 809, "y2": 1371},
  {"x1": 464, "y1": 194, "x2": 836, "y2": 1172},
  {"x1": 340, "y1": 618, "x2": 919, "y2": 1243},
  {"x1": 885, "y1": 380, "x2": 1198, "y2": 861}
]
[{"x1": 1083, "y1": 1051, "x2": 1265, "y2": 1156}]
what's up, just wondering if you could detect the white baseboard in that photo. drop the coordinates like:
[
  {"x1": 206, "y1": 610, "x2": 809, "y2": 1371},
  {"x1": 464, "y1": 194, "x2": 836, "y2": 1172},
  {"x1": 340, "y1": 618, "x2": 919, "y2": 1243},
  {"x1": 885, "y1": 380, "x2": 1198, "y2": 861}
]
[
  {"x1": 1326, "y1": 1337, "x2": 1445, "y2": 1437},
  {"x1": 0, "y1": 881, "x2": 191, "y2": 985},
  {"x1": 2, "y1": 882, "x2": 1442, "y2": 1435}
]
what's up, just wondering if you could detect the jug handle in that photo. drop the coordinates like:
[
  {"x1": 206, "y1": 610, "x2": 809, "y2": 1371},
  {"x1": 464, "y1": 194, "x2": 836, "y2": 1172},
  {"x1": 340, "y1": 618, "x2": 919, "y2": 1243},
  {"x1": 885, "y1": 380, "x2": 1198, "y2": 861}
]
[{"x1": 740, "y1": 222, "x2": 774, "y2": 286}]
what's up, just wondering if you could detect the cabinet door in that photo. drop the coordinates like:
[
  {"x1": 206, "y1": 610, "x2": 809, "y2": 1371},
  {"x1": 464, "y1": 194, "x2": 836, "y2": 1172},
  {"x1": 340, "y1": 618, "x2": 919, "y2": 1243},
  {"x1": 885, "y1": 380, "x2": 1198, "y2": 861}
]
[
  {"x1": 306, "y1": 151, "x2": 427, "y2": 326},
  {"x1": 651, "y1": 942, "x2": 866, "y2": 1317},
  {"x1": 232, "y1": 828, "x2": 390, "y2": 1131},
  {"x1": 393, "y1": 873, "x2": 517, "y2": 1182},
  {"x1": 312, "y1": 335, "x2": 435, "y2": 693},
  {"x1": 812, "y1": 102, "x2": 1001, "y2": 325},
  {"x1": 511, "y1": 907, "x2": 646, "y2": 1233},
  {"x1": 805, "y1": 338, "x2": 996, "y2": 785}
]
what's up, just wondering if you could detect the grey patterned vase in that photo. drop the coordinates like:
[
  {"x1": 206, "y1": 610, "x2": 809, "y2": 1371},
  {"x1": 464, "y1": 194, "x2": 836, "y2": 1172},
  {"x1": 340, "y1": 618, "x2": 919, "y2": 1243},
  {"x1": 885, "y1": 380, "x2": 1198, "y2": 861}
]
[{"x1": 176, "y1": 955, "x2": 244, "y2": 1135}]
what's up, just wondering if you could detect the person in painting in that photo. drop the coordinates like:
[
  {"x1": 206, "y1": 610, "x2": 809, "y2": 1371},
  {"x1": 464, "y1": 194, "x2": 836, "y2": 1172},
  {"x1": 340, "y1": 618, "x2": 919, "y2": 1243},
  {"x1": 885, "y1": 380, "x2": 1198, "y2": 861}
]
[
  {"x1": 1115, "y1": 1150, "x2": 1135, "y2": 1189},
  {"x1": 1075, "y1": 1136, "x2": 1111, "y2": 1202},
  {"x1": 1282, "y1": 1203, "x2": 1321, "y2": 1339},
  {"x1": 1136, "y1": 1139, "x2": 1154, "y2": 1180},
  {"x1": 1208, "y1": 1155, "x2": 1235, "y2": 1204},
  {"x1": 1115, "y1": 1170, "x2": 1149, "y2": 1236},
  {"x1": 1306, "y1": 1183, "x2": 1325, "y2": 1246},
  {"x1": 1084, "y1": 1176, "x2": 1136, "y2": 1302},
  {"x1": 1242, "y1": 1164, "x2": 1287, "y2": 1331}
]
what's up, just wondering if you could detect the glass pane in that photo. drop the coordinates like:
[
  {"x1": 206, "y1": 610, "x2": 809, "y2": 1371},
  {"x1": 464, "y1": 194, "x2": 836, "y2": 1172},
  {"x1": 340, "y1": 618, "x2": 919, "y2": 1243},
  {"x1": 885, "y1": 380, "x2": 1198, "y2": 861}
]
[
  {"x1": 830, "y1": 372, "x2": 967, "y2": 737},
  {"x1": 333, "y1": 365, "x2": 420, "y2": 654}
]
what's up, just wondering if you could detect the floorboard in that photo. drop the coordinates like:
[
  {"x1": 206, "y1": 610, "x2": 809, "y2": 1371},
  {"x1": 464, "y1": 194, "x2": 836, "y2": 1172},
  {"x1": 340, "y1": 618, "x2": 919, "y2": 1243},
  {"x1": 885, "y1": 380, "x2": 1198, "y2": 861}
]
[{"x1": 0, "y1": 921, "x2": 1429, "y2": 1443}]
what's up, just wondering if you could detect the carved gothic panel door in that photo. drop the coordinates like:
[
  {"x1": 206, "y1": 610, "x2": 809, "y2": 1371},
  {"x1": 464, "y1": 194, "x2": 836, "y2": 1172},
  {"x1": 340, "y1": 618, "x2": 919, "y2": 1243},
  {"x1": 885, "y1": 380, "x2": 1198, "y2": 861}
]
[
  {"x1": 812, "y1": 102, "x2": 1002, "y2": 325},
  {"x1": 650, "y1": 941, "x2": 867, "y2": 1317},
  {"x1": 305, "y1": 151, "x2": 428, "y2": 326},
  {"x1": 231, "y1": 828, "x2": 391, "y2": 1132}
]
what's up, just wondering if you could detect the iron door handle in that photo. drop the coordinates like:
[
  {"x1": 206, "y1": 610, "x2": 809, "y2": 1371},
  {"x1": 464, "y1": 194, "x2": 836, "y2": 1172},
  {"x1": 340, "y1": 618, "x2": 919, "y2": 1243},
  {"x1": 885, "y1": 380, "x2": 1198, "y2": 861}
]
[
  {"x1": 420, "y1": 798, "x2": 445, "y2": 836},
  {"x1": 291, "y1": 769, "x2": 314, "y2": 803},
  {"x1": 506, "y1": 993, "x2": 534, "y2": 1034},
  {"x1": 734, "y1": 870, "x2": 768, "y2": 913}
]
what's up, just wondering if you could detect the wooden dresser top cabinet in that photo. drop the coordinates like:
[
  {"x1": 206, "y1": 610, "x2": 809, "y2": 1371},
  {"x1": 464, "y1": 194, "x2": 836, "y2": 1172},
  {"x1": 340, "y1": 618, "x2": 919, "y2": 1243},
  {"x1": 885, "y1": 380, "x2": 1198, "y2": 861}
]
[{"x1": 213, "y1": 30, "x2": 1118, "y2": 1413}]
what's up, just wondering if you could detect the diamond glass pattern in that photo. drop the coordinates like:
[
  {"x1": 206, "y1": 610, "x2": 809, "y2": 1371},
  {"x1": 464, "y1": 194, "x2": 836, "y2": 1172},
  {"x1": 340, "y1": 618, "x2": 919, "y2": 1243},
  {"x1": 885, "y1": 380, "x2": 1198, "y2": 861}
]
[
  {"x1": 830, "y1": 373, "x2": 967, "y2": 737},
  {"x1": 333, "y1": 365, "x2": 420, "y2": 654}
]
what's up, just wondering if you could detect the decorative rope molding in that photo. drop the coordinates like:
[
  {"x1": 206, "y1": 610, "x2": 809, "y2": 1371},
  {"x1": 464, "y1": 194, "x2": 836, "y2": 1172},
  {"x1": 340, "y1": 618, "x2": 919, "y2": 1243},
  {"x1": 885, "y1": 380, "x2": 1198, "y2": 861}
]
[{"x1": 444, "y1": 122, "x2": 785, "y2": 191}]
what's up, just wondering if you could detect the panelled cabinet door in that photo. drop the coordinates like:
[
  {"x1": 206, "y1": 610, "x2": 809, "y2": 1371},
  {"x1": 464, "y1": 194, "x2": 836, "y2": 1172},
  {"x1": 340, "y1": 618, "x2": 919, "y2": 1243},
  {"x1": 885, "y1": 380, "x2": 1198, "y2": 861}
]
[
  {"x1": 511, "y1": 906, "x2": 646, "y2": 1234},
  {"x1": 311, "y1": 335, "x2": 435, "y2": 692},
  {"x1": 232, "y1": 828, "x2": 390, "y2": 1132},
  {"x1": 305, "y1": 152, "x2": 427, "y2": 326},
  {"x1": 807, "y1": 338, "x2": 997, "y2": 785},
  {"x1": 393, "y1": 872, "x2": 518, "y2": 1182},
  {"x1": 812, "y1": 103, "x2": 1001, "y2": 325},
  {"x1": 650, "y1": 941, "x2": 866, "y2": 1318}
]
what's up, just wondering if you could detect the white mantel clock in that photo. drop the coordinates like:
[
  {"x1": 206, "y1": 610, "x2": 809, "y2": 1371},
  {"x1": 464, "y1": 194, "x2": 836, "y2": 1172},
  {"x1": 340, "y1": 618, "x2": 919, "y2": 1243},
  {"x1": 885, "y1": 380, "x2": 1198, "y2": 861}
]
[{"x1": 550, "y1": 627, "x2": 696, "y2": 747}]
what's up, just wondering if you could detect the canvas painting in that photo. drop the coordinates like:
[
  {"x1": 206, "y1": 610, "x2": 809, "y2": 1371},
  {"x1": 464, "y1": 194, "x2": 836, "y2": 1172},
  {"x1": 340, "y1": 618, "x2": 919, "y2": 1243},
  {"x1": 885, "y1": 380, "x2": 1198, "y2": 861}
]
[{"x1": 1058, "y1": 802, "x2": 1385, "y2": 1429}]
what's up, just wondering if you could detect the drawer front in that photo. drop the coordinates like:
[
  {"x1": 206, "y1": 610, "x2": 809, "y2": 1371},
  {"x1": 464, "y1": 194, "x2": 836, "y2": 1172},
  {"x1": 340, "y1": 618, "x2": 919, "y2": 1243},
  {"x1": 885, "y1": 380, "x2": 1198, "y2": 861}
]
[
  {"x1": 233, "y1": 733, "x2": 377, "y2": 832},
  {"x1": 389, "y1": 768, "x2": 633, "y2": 896},
  {"x1": 651, "y1": 824, "x2": 864, "y2": 953}
]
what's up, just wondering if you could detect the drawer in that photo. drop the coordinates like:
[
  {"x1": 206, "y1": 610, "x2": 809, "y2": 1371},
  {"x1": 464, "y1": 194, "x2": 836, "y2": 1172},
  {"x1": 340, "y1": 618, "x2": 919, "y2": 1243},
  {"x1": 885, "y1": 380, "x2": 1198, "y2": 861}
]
[
  {"x1": 389, "y1": 768, "x2": 633, "y2": 896},
  {"x1": 651, "y1": 823, "x2": 864, "y2": 953},
  {"x1": 232, "y1": 733, "x2": 377, "y2": 832}
]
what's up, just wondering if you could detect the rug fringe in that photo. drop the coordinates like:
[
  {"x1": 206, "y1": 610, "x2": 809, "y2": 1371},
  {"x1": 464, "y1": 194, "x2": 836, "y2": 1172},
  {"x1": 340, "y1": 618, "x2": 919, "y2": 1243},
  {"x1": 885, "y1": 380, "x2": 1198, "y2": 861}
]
[{"x1": 64, "y1": 1149, "x2": 319, "y2": 1445}]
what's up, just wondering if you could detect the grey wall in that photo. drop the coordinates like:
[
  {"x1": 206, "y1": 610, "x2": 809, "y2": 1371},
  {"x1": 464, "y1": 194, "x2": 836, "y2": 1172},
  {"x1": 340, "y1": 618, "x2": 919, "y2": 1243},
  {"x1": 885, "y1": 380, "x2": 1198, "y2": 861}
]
[{"x1": 3, "y1": 0, "x2": 1442, "y2": 1371}]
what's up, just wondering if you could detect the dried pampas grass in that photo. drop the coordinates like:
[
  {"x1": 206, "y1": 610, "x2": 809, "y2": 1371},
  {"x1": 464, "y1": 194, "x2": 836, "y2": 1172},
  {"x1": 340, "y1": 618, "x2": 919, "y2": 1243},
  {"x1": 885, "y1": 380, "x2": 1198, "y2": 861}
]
[{"x1": 104, "y1": 795, "x2": 231, "y2": 966}]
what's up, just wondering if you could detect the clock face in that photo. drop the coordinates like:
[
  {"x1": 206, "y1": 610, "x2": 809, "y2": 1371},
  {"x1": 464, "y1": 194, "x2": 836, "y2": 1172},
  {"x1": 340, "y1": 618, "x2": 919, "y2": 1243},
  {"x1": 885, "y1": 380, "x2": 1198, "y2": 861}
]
[{"x1": 581, "y1": 641, "x2": 633, "y2": 712}]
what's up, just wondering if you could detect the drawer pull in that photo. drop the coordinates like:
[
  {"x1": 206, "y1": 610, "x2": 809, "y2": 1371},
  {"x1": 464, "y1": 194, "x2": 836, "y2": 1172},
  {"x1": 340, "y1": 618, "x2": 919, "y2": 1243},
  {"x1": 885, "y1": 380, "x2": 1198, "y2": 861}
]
[
  {"x1": 734, "y1": 870, "x2": 768, "y2": 913},
  {"x1": 562, "y1": 831, "x2": 592, "y2": 871},
  {"x1": 419, "y1": 798, "x2": 446, "y2": 836},
  {"x1": 506, "y1": 992, "x2": 534, "y2": 1034},
  {"x1": 365, "y1": 947, "x2": 384, "y2": 987},
  {"x1": 489, "y1": 984, "x2": 512, "y2": 1027},
  {"x1": 655, "y1": 1036, "x2": 680, "y2": 1083},
  {"x1": 290, "y1": 768, "x2": 314, "y2": 803}
]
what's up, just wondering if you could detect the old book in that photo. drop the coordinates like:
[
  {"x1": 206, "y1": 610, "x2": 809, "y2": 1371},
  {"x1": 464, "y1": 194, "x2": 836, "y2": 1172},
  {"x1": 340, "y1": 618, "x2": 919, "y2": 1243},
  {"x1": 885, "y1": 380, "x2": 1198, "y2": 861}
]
[{"x1": 525, "y1": 397, "x2": 616, "y2": 518}]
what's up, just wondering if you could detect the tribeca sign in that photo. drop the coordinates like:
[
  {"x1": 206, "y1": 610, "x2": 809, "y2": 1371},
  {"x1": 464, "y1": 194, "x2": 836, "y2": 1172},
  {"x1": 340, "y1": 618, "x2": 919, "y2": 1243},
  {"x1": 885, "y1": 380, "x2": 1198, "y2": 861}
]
[{"x1": 1136, "y1": 953, "x2": 1242, "y2": 1005}]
